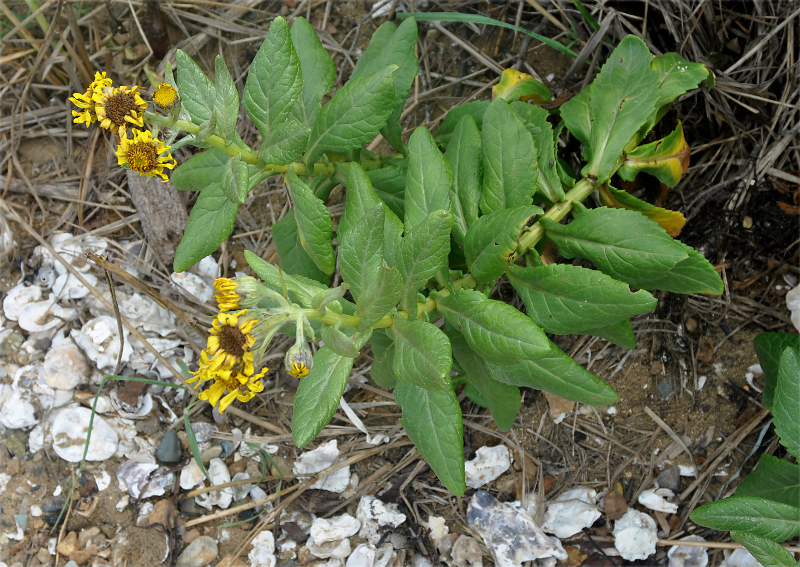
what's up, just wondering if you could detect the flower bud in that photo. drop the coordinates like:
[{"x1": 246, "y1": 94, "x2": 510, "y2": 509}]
[{"x1": 284, "y1": 342, "x2": 313, "y2": 378}]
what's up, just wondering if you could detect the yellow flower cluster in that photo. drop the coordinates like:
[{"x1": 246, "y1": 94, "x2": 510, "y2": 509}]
[
  {"x1": 69, "y1": 73, "x2": 177, "y2": 182},
  {"x1": 187, "y1": 308, "x2": 267, "y2": 413}
]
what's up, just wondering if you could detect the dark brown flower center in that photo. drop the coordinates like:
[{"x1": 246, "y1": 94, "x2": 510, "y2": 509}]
[
  {"x1": 126, "y1": 141, "x2": 158, "y2": 173},
  {"x1": 219, "y1": 325, "x2": 246, "y2": 357},
  {"x1": 106, "y1": 92, "x2": 139, "y2": 126}
]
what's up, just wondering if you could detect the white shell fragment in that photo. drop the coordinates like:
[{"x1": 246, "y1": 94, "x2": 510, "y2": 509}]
[
  {"x1": 638, "y1": 487, "x2": 679, "y2": 514},
  {"x1": 465, "y1": 445, "x2": 512, "y2": 489},
  {"x1": 51, "y1": 406, "x2": 119, "y2": 462},
  {"x1": 542, "y1": 487, "x2": 601, "y2": 538},
  {"x1": 40, "y1": 337, "x2": 89, "y2": 390},
  {"x1": 613, "y1": 509, "x2": 658, "y2": 561},
  {"x1": 71, "y1": 315, "x2": 132, "y2": 372},
  {"x1": 170, "y1": 271, "x2": 214, "y2": 303},
  {"x1": 0, "y1": 384, "x2": 38, "y2": 429},
  {"x1": 196, "y1": 458, "x2": 232, "y2": 510},
  {"x1": 293, "y1": 439, "x2": 351, "y2": 493},
  {"x1": 248, "y1": 530, "x2": 277, "y2": 567},
  {"x1": 307, "y1": 514, "x2": 361, "y2": 559},
  {"x1": 356, "y1": 495, "x2": 407, "y2": 544},
  {"x1": 467, "y1": 491, "x2": 567, "y2": 567},
  {"x1": 786, "y1": 284, "x2": 800, "y2": 332},
  {"x1": 18, "y1": 299, "x2": 74, "y2": 333},
  {"x1": 52, "y1": 271, "x2": 97, "y2": 301},
  {"x1": 723, "y1": 548, "x2": 761, "y2": 567},
  {"x1": 120, "y1": 293, "x2": 176, "y2": 336},
  {"x1": 117, "y1": 461, "x2": 159, "y2": 498},
  {"x1": 180, "y1": 460, "x2": 205, "y2": 490},
  {"x1": 668, "y1": 535, "x2": 708, "y2": 567},
  {"x1": 3, "y1": 283, "x2": 42, "y2": 321}
]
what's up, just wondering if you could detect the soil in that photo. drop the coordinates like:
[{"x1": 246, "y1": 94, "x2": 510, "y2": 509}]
[{"x1": 1, "y1": 1, "x2": 798, "y2": 567}]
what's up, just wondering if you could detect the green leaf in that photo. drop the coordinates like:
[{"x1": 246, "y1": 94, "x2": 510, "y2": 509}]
[
  {"x1": 435, "y1": 288, "x2": 549, "y2": 363},
  {"x1": 737, "y1": 455, "x2": 800, "y2": 507},
  {"x1": 290, "y1": 16, "x2": 335, "y2": 125},
  {"x1": 367, "y1": 162, "x2": 407, "y2": 221},
  {"x1": 395, "y1": 379, "x2": 465, "y2": 495},
  {"x1": 773, "y1": 347, "x2": 800, "y2": 458},
  {"x1": 396, "y1": 210, "x2": 453, "y2": 317},
  {"x1": 391, "y1": 315, "x2": 452, "y2": 390},
  {"x1": 220, "y1": 156, "x2": 251, "y2": 205},
  {"x1": 632, "y1": 240, "x2": 724, "y2": 295},
  {"x1": 341, "y1": 164, "x2": 403, "y2": 267},
  {"x1": 449, "y1": 329, "x2": 521, "y2": 431},
  {"x1": 352, "y1": 18, "x2": 418, "y2": 152},
  {"x1": 465, "y1": 206, "x2": 542, "y2": 283},
  {"x1": 651, "y1": 52, "x2": 714, "y2": 112},
  {"x1": 242, "y1": 17, "x2": 302, "y2": 140},
  {"x1": 339, "y1": 202, "x2": 385, "y2": 302},
  {"x1": 510, "y1": 101, "x2": 564, "y2": 201},
  {"x1": 480, "y1": 98, "x2": 542, "y2": 214},
  {"x1": 540, "y1": 207, "x2": 688, "y2": 287},
  {"x1": 357, "y1": 264, "x2": 402, "y2": 330},
  {"x1": 171, "y1": 148, "x2": 227, "y2": 191},
  {"x1": 213, "y1": 55, "x2": 240, "y2": 141},
  {"x1": 272, "y1": 211, "x2": 329, "y2": 284},
  {"x1": 618, "y1": 122, "x2": 691, "y2": 188},
  {"x1": 258, "y1": 119, "x2": 310, "y2": 165},
  {"x1": 560, "y1": 89, "x2": 591, "y2": 150},
  {"x1": 173, "y1": 182, "x2": 238, "y2": 272},
  {"x1": 730, "y1": 531, "x2": 799, "y2": 567},
  {"x1": 690, "y1": 495, "x2": 800, "y2": 541},
  {"x1": 405, "y1": 126, "x2": 453, "y2": 230},
  {"x1": 304, "y1": 65, "x2": 397, "y2": 164},
  {"x1": 598, "y1": 183, "x2": 687, "y2": 237},
  {"x1": 444, "y1": 115, "x2": 482, "y2": 245},
  {"x1": 435, "y1": 100, "x2": 489, "y2": 146},
  {"x1": 293, "y1": 346, "x2": 355, "y2": 447},
  {"x1": 754, "y1": 333, "x2": 800, "y2": 410},
  {"x1": 245, "y1": 249, "x2": 330, "y2": 308},
  {"x1": 286, "y1": 170, "x2": 335, "y2": 275},
  {"x1": 369, "y1": 329, "x2": 398, "y2": 389},
  {"x1": 494, "y1": 69, "x2": 552, "y2": 103},
  {"x1": 488, "y1": 339, "x2": 619, "y2": 404},
  {"x1": 507, "y1": 263, "x2": 657, "y2": 334},
  {"x1": 176, "y1": 49, "x2": 216, "y2": 124},
  {"x1": 320, "y1": 324, "x2": 362, "y2": 358},
  {"x1": 583, "y1": 318, "x2": 637, "y2": 349},
  {"x1": 583, "y1": 35, "x2": 660, "y2": 181}
]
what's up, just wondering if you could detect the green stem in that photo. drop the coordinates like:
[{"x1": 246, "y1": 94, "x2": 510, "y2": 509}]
[{"x1": 510, "y1": 176, "x2": 598, "y2": 261}]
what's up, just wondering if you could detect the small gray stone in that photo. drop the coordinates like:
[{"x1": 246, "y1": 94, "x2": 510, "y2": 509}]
[
  {"x1": 13, "y1": 513, "x2": 27, "y2": 531},
  {"x1": 657, "y1": 380, "x2": 674, "y2": 399},
  {"x1": 176, "y1": 535, "x2": 218, "y2": 567},
  {"x1": 157, "y1": 430, "x2": 183, "y2": 463},
  {"x1": 655, "y1": 466, "x2": 681, "y2": 492}
]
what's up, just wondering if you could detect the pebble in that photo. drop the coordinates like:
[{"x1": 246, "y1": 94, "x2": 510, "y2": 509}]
[
  {"x1": 3, "y1": 430, "x2": 28, "y2": 458},
  {"x1": 657, "y1": 380, "x2": 674, "y2": 399},
  {"x1": 51, "y1": 406, "x2": 118, "y2": 462},
  {"x1": 613, "y1": 509, "x2": 658, "y2": 561},
  {"x1": 465, "y1": 445, "x2": 512, "y2": 489},
  {"x1": 175, "y1": 535, "x2": 218, "y2": 567},
  {"x1": 542, "y1": 487, "x2": 602, "y2": 538},
  {"x1": 157, "y1": 430, "x2": 183, "y2": 463},
  {"x1": 40, "y1": 339, "x2": 89, "y2": 390},
  {"x1": 656, "y1": 466, "x2": 682, "y2": 492}
]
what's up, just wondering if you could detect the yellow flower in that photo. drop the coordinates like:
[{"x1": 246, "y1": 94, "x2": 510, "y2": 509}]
[
  {"x1": 213, "y1": 277, "x2": 263, "y2": 312},
  {"x1": 116, "y1": 129, "x2": 177, "y2": 182},
  {"x1": 152, "y1": 83, "x2": 179, "y2": 109},
  {"x1": 95, "y1": 85, "x2": 147, "y2": 135},
  {"x1": 285, "y1": 341, "x2": 313, "y2": 378},
  {"x1": 205, "y1": 310, "x2": 258, "y2": 371},
  {"x1": 198, "y1": 364, "x2": 267, "y2": 412},
  {"x1": 69, "y1": 71, "x2": 113, "y2": 126}
]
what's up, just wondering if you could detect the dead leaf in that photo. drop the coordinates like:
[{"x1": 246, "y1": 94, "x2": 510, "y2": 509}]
[
  {"x1": 603, "y1": 481, "x2": 628, "y2": 520},
  {"x1": 543, "y1": 391, "x2": 575, "y2": 422}
]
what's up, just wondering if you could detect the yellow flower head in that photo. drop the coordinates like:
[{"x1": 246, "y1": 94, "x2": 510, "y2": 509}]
[
  {"x1": 95, "y1": 85, "x2": 147, "y2": 135},
  {"x1": 206, "y1": 310, "x2": 258, "y2": 371},
  {"x1": 69, "y1": 71, "x2": 113, "y2": 127},
  {"x1": 152, "y1": 83, "x2": 179, "y2": 109},
  {"x1": 198, "y1": 364, "x2": 267, "y2": 413},
  {"x1": 213, "y1": 277, "x2": 263, "y2": 312},
  {"x1": 116, "y1": 129, "x2": 177, "y2": 182},
  {"x1": 285, "y1": 342, "x2": 313, "y2": 378}
]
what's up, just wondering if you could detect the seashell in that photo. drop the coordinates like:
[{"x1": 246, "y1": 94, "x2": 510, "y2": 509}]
[
  {"x1": 196, "y1": 457, "x2": 233, "y2": 510},
  {"x1": 51, "y1": 406, "x2": 119, "y2": 462},
  {"x1": 613, "y1": 509, "x2": 658, "y2": 561},
  {"x1": 120, "y1": 293, "x2": 176, "y2": 337},
  {"x1": 465, "y1": 445, "x2": 512, "y2": 489},
  {"x1": 50, "y1": 232, "x2": 107, "y2": 275},
  {"x1": 180, "y1": 460, "x2": 205, "y2": 491},
  {"x1": 71, "y1": 315, "x2": 132, "y2": 372},
  {"x1": 786, "y1": 284, "x2": 800, "y2": 332},
  {"x1": 668, "y1": 535, "x2": 708, "y2": 567},
  {"x1": 0, "y1": 383, "x2": 38, "y2": 429},
  {"x1": 307, "y1": 514, "x2": 360, "y2": 559},
  {"x1": 52, "y1": 271, "x2": 97, "y2": 301},
  {"x1": 293, "y1": 439, "x2": 350, "y2": 493},
  {"x1": 110, "y1": 390, "x2": 153, "y2": 420},
  {"x1": 542, "y1": 486, "x2": 602, "y2": 538},
  {"x1": 3, "y1": 283, "x2": 43, "y2": 321},
  {"x1": 170, "y1": 271, "x2": 213, "y2": 303},
  {"x1": 40, "y1": 338, "x2": 89, "y2": 390},
  {"x1": 18, "y1": 299, "x2": 74, "y2": 333},
  {"x1": 196, "y1": 256, "x2": 220, "y2": 281},
  {"x1": 35, "y1": 265, "x2": 57, "y2": 289},
  {"x1": 117, "y1": 461, "x2": 159, "y2": 498},
  {"x1": 638, "y1": 487, "x2": 679, "y2": 514},
  {"x1": 356, "y1": 495, "x2": 407, "y2": 545},
  {"x1": 247, "y1": 531, "x2": 276, "y2": 567}
]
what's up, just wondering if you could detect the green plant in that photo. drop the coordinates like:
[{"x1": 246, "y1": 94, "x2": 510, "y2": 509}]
[
  {"x1": 691, "y1": 333, "x2": 800, "y2": 566},
  {"x1": 71, "y1": 17, "x2": 720, "y2": 494}
]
